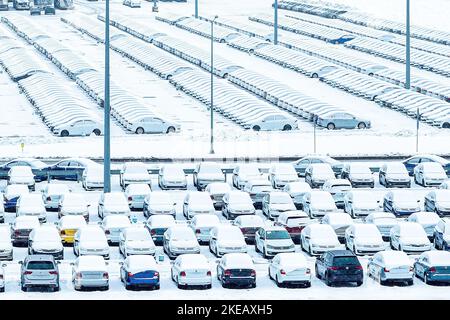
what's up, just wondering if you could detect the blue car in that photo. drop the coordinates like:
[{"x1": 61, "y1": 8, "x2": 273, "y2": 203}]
[
  {"x1": 120, "y1": 255, "x2": 160, "y2": 290},
  {"x1": 402, "y1": 154, "x2": 450, "y2": 177},
  {"x1": 3, "y1": 185, "x2": 29, "y2": 212},
  {"x1": 414, "y1": 251, "x2": 450, "y2": 285},
  {"x1": 0, "y1": 158, "x2": 48, "y2": 182},
  {"x1": 433, "y1": 218, "x2": 450, "y2": 250},
  {"x1": 292, "y1": 155, "x2": 343, "y2": 177},
  {"x1": 46, "y1": 158, "x2": 100, "y2": 181},
  {"x1": 316, "y1": 111, "x2": 371, "y2": 130}
]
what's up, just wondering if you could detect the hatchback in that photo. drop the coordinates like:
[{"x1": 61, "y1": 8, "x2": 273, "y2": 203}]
[
  {"x1": 20, "y1": 255, "x2": 60, "y2": 292},
  {"x1": 216, "y1": 253, "x2": 256, "y2": 288},
  {"x1": 315, "y1": 250, "x2": 363, "y2": 287}
]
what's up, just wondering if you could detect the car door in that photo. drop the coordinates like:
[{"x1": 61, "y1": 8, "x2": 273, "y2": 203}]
[{"x1": 316, "y1": 253, "x2": 326, "y2": 277}]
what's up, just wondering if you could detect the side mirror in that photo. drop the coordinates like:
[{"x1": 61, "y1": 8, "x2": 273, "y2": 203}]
[
  {"x1": 2, "y1": 264, "x2": 7, "y2": 268},
  {"x1": 417, "y1": 200, "x2": 421, "y2": 203},
  {"x1": 18, "y1": 261, "x2": 23, "y2": 265},
  {"x1": 87, "y1": 204, "x2": 91, "y2": 207},
  {"x1": 97, "y1": 221, "x2": 102, "y2": 225},
  {"x1": 119, "y1": 262, "x2": 124, "y2": 266},
  {"x1": 105, "y1": 262, "x2": 109, "y2": 266},
  {"x1": 70, "y1": 262, "x2": 74, "y2": 266}
]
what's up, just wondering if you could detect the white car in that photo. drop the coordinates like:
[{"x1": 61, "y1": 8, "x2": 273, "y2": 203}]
[
  {"x1": 54, "y1": 119, "x2": 102, "y2": 137},
  {"x1": 205, "y1": 182, "x2": 232, "y2": 209},
  {"x1": 439, "y1": 180, "x2": 450, "y2": 189},
  {"x1": 125, "y1": 184, "x2": 151, "y2": 210},
  {"x1": 16, "y1": 193, "x2": 47, "y2": 223},
  {"x1": 129, "y1": 116, "x2": 178, "y2": 133},
  {"x1": 72, "y1": 255, "x2": 109, "y2": 291},
  {"x1": 367, "y1": 251, "x2": 414, "y2": 285},
  {"x1": 119, "y1": 227, "x2": 156, "y2": 256},
  {"x1": 424, "y1": 189, "x2": 450, "y2": 216},
  {"x1": 341, "y1": 163, "x2": 374, "y2": 188},
  {"x1": 304, "y1": 163, "x2": 335, "y2": 188},
  {"x1": 56, "y1": 215, "x2": 87, "y2": 245},
  {"x1": 182, "y1": 192, "x2": 215, "y2": 220},
  {"x1": 321, "y1": 179, "x2": 352, "y2": 208},
  {"x1": 81, "y1": 166, "x2": 104, "y2": 190},
  {"x1": 146, "y1": 214, "x2": 176, "y2": 245},
  {"x1": 73, "y1": 226, "x2": 110, "y2": 259},
  {"x1": 344, "y1": 190, "x2": 381, "y2": 218},
  {"x1": 268, "y1": 253, "x2": 311, "y2": 288},
  {"x1": 378, "y1": 162, "x2": 411, "y2": 188},
  {"x1": 414, "y1": 162, "x2": 448, "y2": 187},
  {"x1": 171, "y1": 254, "x2": 212, "y2": 289},
  {"x1": 58, "y1": 193, "x2": 90, "y2": 221},
  {"x1": 301, "y1": 223, "x2": 341, "y2": 255},
  {"x1": 193, "y1": 162, "x2": 225, "y2": 191},
  {"x1": 255, "y1": 226, "x2": 295, "y2": 258},
  {"x1": 101, "y1": 215, "x2": 132, "y2": 244},
  {"x1": 163, "y1": 226, "x2": 200, "y2": 259},
  {"x1": 243, "y1": 179, "x2": 274, "y2": 208},
  {"x1": 7, "y1": 166, "x2": 35, "y2": 190},
  {"x1": 321, "y1": 212, "x2": 354, "y2": 242},
  {"x1": 283, "y1": 181, "x2": 311, "y2": 209},
  {"x1": 98, "y1": 192, "x2": 131, "y2": 218},
  {"x1": 302, "y1": 191, "x2": 337, "y2": 218},
  {"x1": 28, "y1": 226, "x2": 63, "y2": 260},
  {"x1": 11, "y1": 216, "x2": 40, "y2": 246},
  {"x1": 383, "y1": 190, "x2": 421, "y2": 217},
  {"x1": 232, "y1": 215, "x2": 265, "y2": 244},
  {"x1": 143, "y1": 192, "x2": 176, "y2": 218},
  {"x1": 209, "y1": 225, "x2": 247, "y2": 257},
  {"x1": 345, "y1": 224, "x2": 385, "y2": 255},
  {"x1": 262, "y1": 191, "x2": 296, "y2": 220},
  {"x1": 390, "y1": 222, "x2": 432, "y2": 254},
  {"x1": 221, "y1": 191, "x2": 255, "y2": 220},
  {"x1": 407, "y1": 211, "x2": 441, "y2": 239},
  {"x1": 41, "y1": 183, "x2": 71, "y2": 210},
  {"x1": 158, "y1": 164, "x2": 187, "y2": 190},
  {"x1": 268, "y1": 163, "x2": 299, "y2": 189},
  {"x1": 365, "y1": 212, "x2": 398, "y2": 240},
  {"x1": 120, "y1": 162, "x2": 151, "y2": 190},
  {"x1": 188, "y1": 214, "x2": 221, "y2": 244},
  {"x1": 232, "y1": 164, "x2": 263, "y2": 189},
  {"x1": 3, "y1": 184, "x2": 29, "y2": 213},
  {"x1": 0, "y1": 226, "x2": 13, "y2": 261}
]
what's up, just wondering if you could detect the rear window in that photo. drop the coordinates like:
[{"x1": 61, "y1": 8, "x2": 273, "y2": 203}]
[
  {"x1": 27, "y1": 261, "x2": 55, "y2": 270},
  {"x1": 333, "y1": 257, "x2": 360, "y2": 266}
]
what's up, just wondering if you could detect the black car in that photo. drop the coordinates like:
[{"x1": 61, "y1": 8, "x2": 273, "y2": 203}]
[
  {"x1": 315, "y1": 250, "x2": 363, "y2": 287},
  {"x1": 216, "y1": 253, "x2": 256, "y2": 289}
]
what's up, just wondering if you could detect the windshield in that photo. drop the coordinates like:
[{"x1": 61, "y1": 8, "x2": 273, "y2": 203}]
[
  {"x1": 200, "y1": 164, "x2": 221, "y2": 174},
  {"x1": 80, "y1": 230, "x2": 104, "y2": 241},
  {"x1": 266, "y1": 230, "x2": 290, "y2": 239},
  {"x1": 127, "y1": 230, "x2": 150, "y2": 241},
  {"x1": 311, "y1": 193, "x2": 332, "y2": 202},
  {"x1": 150, "y1": 193, "x2": 171, "y2": 204},
  {"x1": 126, "y1": 166, "x2": 147, "y2": 174},
  {"x1": 275, "y1": 165, "x2": 296, "y2": 175},
  {"x1": 354, "y1": 192, "x2": 375, "y2": 202},
  {"x1": 27, "y1": 261, "x2": 55, "y2": 270},
  {"x1": 387, "y1": 163, "x2": 407, "y2": 174},
  {"x1": 286, "y1": 217, "x2": 307, "y2": 227},
  {"x1": 64, "y1": 195, "x2": 85, "y2": 205},
  {"x1": 333, "y1": 257, "x2": 360, "y2": 266},
  {"x1": 354, "y1": 227, "x2": 379, "y2": 238},
  {"x1": 271, "y1": 193, "x2": 291, "y2": 204},
  {"x1": 394, "y1": 192, "x2": 415, "y2": 202},
  {"x1": 373, "y1": 217, "x2": 396, "y2": 224},
  {"x1": 34, "y1": 230, "x2": 59, "y2": 241},
  {"x1": 172, "y1": 229, "x2": 195, "y2": 241},
  {"x1": 164, "y1": 166, "x2": 184, "y2": 176},
  {"x1": 240, "y1": 166, "x2": 260, "y2": 176},
  {"x1": 230, "y1": 193, "x2": 251, "y2": 203},
  {"x1": 220, "y1": 229, "x2": 243, "y2": 239}
]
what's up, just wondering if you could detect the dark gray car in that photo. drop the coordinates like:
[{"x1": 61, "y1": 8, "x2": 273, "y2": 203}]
[{"x1": 20, "y1": 255, "x2": 60, "y2": 292}]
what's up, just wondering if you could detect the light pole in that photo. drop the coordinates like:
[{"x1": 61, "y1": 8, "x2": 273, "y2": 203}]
[
  {"x1": 210, "y1": 15, "x2": 218, "y2": 154},
  {"x1": 405, "y1": 0, "x2": 411, "y2": 89},
  {"x1": 195, "y1": 0, "x2": 198, "y2": 19},
  {"x1": 313, "y1": 115, "x2": 317, "y2": 154},
  {"x1": 103, "y1": 0, "x2": 111, "y2": 193},
  {"x1": 274, "y1": 0, "x2": 278, "y2": 45},
  {"x1": 416, "y1": 108, "x2": 420, "y2": 153}
]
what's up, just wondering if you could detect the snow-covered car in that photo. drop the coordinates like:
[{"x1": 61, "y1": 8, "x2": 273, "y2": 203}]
[
  {"x1": 81, "y1": 166, "x2": 104, "y2": 190},
  {"x1": 383, "y1": 190, "x2": 421, "y2": 216},
  {"x1": 188, "y1": 214, "x2": 221, "y2": 244},
  {"x1": 344, "y1": 224, "x2": 385, "y2": 255},
  {"x1": 58, "y1": 193, "x2": 90, "y2": 221},
  {"x1": 125, "y1": 184, "x2": 151, "y2": 210},
  {"x1": 304, "y1": 163, "x2": 335, "y2": 188},
  {"x1": 439, "y1": 180, "x2": 450, "y2": 190},
  {"x1": 283, "y1": 182, "x2": 311, "y2": 209},
  {"x1": 11, "y1": 216, "x2": 40, "y2": 246},
  {"x1": 16, "y1": 193, "x2": 47, "y2": 223},
  {"x1": 268, "y1": 163, "x2": 299, "y2": 189},
  {"x1": 232, "y1": 164, "x2": 263, "y2": 189},
  {"x1": 367, "y1": 251, "x2": 414, "y2": 285},
  {"x1": 221, "y1": 191, "x2": 255, "y2": 220},
  {"x1": 268, "y1": 252, "x2": 311, "y2": 288},
  {"x1": 414, "y1": 251, "x2": 450, "y2": 285},
  {"x1": 182, "y1": 191, "x2": 215, "y2": 220},
  {"x1": 28, "y1": 225, "x2": 63, "y2": 260},
  {"x1": 344, "y1": 190, "x2": 381, "y2": 218},
  {"x1": 101, "y1": 215, "x2": 132, "y2": 244},
  {"x1": 128, "y1": 116, "x2": 179, "y2": 133},
  {"x1": 146, "y1": 214, "x2": 176, "y2": 245},
  {"x1": 3, "y1": 184, "x2": 29, "y2": 213},
  {"x1": 232, "y1": 215, "x2": 264, "y2": 244},
  {"x1": 321, "y1": 179, "x2": 352, "y2": 208},
  {"x1": 341, "y1": 163, "x2": 374, "y2": 188},
  {"x1": 216, "y1": 253, "x2": 256, "y2": 288},
  {"x1": 0, "y1": 265, "x2": 4, "y2": 292},
  {"x1": 433, "y1": 218, "x2": 450, "y2": 250},
  {"x1": 205, "y1": 182, "x2": 232, "y2": 209},
  {"x1": 120, "y1": 162, "x2": 151, "y2": 190},
  {"x1": 119, "y1": 227, "x2": 156, "y2": 256},
  {"x1": 163, "y1": 226, "x2": 200, "y2": 259},
  {"x1": 193, "y1": 162, "x2": 225, "y2": 191},
  {"x1": 292, "y1": 155, "x2": 344, "y2": 178},
  {"x1": 171, "y1": 254, "x2": 212, "y2": 289},
  {"x1": 365, "y1": 212, "x2": 398, "y2": 240},
  {"x1": 424, "y1": 190, "x2": 450, "y2": 216},
  {"x1": 120, "y1": 255, "x2": 160, "y2": 290},
  {"x1": 41, "y1": 183, "x2": 71, "y2": 210},
  {"x1": 0, "y1": 226, "x2": 13, "y2": 261},
  {"x1": 0, "y1": 202, "x2": 4, "y2": 224},
  {"x1": 209, "y1": 225, "x2": 247, "y2": 257},
  {"x1": 255, "y1": 226, "x2": 295, "y2": 258},
  {"x1": 158, "y1": 164, "x2": 187, "y2": 190},
  {"x1": 262, "y1": 191, "x2": 296, "y2": 220},
  {"x1": 321, "y1": 212, "x2": 354, "y2": 242},
  {"x1": 72, "y1": 256, "x2": 109, "y2": 291},
  {"x1": 316, "y1": 111, "x2": 370, "y2": 130},
  {"x1": 53, "y1": 119, "x2": 102, "y2": 137},
  {"x1": 378, "y1": 162, "x2": 411, "y2": 188},
  {"x1": 98, "y1": 192, "x2": 131, "y2": 218},
  {"x1": 8, "y1": 166, "x2": 35, "y2": 191},
  {"x1": 302, "y1": 191, "x2": 337, "y2": 218},
  {"x1": 73, "y1": 226, "x2": 110, "y2": 259},
  {"x1": 274, "y1": 210, "x2": 312, "y2": 243},
  {"x1": 243, "y1": 179, "x2": 273, "y2": 209},
  {"x1": 407, "y1": 211, "x2": 441, "y2": 240},
  {"x1": 390, "y1": 222, "x2": 432, "y2": 254},
  {"x1": 301, "y1": 223, "x2": 341, "y2": 255},
  {"x1": 143, "y1": 192, "x2": 176, "y2": 218},
  {"x1": 414, "y1": 162, "x2": 448, "y2": 187},
  {"x1": 56, "y1": 215, "x2": 87, "y2": 245}
]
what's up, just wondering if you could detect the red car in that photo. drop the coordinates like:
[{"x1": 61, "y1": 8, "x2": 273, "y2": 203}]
[
  {"x1": 274, "y1": 210, "x2": 313, "y2": 243},
  {"x1": 232, "y1": 215, "x2": 264, "y2": 244}
]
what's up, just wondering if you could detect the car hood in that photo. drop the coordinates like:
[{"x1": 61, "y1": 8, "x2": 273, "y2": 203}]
[
  {"x1": 311, "y1": 239, "x2": 339, "y2": 246},
  {"x1": 149, "y1": 204, "x2": 174, "y2": 211},
  {"x1": 349, "y1": 173, "x2": 373, "y2": 179},
  {"x1": 355, "y1": 238, "x2": 384, "y2": 246},
  {"x1": 270, "y1": 204, "x2": 296, "y2": 211},
  {"x1": 0, "y1": 242, "x2": 13, "y2": 251},
  {"x1": 266, "y1": 239, "x2": 294, "y2": 247},
  {"x1": 34, "y1": 241, "x2": 63, "y2": 251},
  {"x1": 123, "y1": 173, "x2": 150, "y2": 181},
  {"x1": 230, "y1": 204, "x2": 254, "y2": 211},
  {"x1": 424, "y1": 173, "x2": 446, "y2": 179},
  {"x1": 81, "y1": 241, "x2": 108, "y2": 249},
  {"x1": 217, "y1": 240, "x2": 246, "y2": 247},
  {"x1": 197, "y1": 173, "x2": 224, "y2": 180},
  {"x1": 401, "y1": 237, "x2": 430, "y2": 245},
  {"x1": 170, "y1": 240, "x2": 198, "y2": 248},
  {"x1": 189, "y1": 205, "x2": 214, "y2": 212},
  {"x1": 126, "y1": 240, "x2": 155, "y2": 249}
]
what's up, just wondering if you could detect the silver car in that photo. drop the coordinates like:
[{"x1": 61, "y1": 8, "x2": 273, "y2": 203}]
[
  {"x1": 72, "y1": 255, "x2": 109, "y2": 291},
  {"x1": 20, "y1": 255, "x2": 60, "y2": 292}
]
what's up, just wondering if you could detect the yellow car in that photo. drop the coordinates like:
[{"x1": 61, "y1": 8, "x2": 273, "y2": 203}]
[{"x1": 57, "y1": 216, "x2": 87, "y2": 244}]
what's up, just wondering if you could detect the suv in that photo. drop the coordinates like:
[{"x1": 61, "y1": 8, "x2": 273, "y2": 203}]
[
  {"x1": 20, "y1": 255, "x2": 60, "y2": 292},
  {"x1": 315, "y1": 250, "x2": 363, "y2": 287}
]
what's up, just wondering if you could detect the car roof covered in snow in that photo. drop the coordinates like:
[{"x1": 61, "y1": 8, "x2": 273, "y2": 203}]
[
  {"x1": 421, "y1": 251, "x2": 450, "y2": 266},
  {"x1": 223, "y1": 253, "x2": 254, "y2": 269}
]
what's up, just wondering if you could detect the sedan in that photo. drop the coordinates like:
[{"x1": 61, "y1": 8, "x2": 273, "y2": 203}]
[
  {"x1": 182, "y1": 192, "x2": 215, "y2": 220},
  {"x1": 414, "y1": 251, "x2": 450, "y2": 285},
  {"x1": 56, "y1": 215, "x2": 86, "y2": 245},
  {"x1": 120, "y1": 162, "x2": 151, "y2": 190},
  {"x1": 378, "y1": 162, "x2": 411, "y2": 188},
  {"x1": 304, "y1": 163, "x2": 335, "y2": 189},
  {"x1": 283, "y1": 182, "x2": 311, "y2": 209},
  {"x1": 98, "y1": 192, "x2": 131, "y2": 218},
  {"x1": 209, "y1": 225, "x2": 247, "y2": 257},
  {"x1": 81, "y1": 166, "x2": 104, "y2": 190},
  {"x1": 146, "y1": 215, "x2": 176, "y2": 245},
  {"x1": 414, "y1": 162, "x2": 448, "y2": 187},
  {"x1": 316, "y1": 111, "x2": 370, "y2": 130},
  {"x1": 216, "y1": 253, "x2": 256, "y2": 288},
  {"x1": 302, "y1": 191, "x2": 337, "y2": 218},
  {"x1": 125, "y1": 184, "x2": 151, "y2": 210},
  {"x1": 3, "y1": 184, "x2": 29, "y2": 213},
  {"x1": 322, "y1": 212, "x2": 354, "y2": 242},
  {"x1": 11, "y1": 216, "x2": 40, "y2": 247},
  {"x1": 163, "y1": 226, "x2": 200, "y2": 259},
  {"x1": 72, "y1": 255, "x2": 109, "y2": 291},
  {"x1": 343, "y1": 190, "x2": 381, "y2": 218},
  {"x1": 232, "y1": 215, "x2": 264, "y2": 244},
  {"x1": 8, "y1": 166, "x2": 35, "y2": 191},
  {"x1": 268, "y1": 163, "x2": 299, "y2": 189},
  {"x1": 0, "y1": 158, "x2": 47, "y2": 182},
  {"x1": 383, "y1": 190, "x2": 421, "y2": 216},
  {"x1": 143, "y1": 192, "x2": 176, "y2": 218},
  {"x1": 232, "y1": 164, "x2": 263, "y2": 189},
  {"x1": 58, "y1": 193, "x2": 90, "y2": 221},
  {"x1": 158, "y1": 164, "x2": 187, "y2": 190},
  {"x1": 432, "y1": 218, "x2": 450, "y2": 250},
  {"x1": 73, "y1": 226, "x2": 110, "y2": 259},
  {"x1": 42, "y1": 183, "x2": 71, "y2": 211},
  {"x1": 321, "y1": 178, "x2": 352, "y2": 208},
  {"x1": 301, "y1": 223, "x2": 341, "y2": 256},
  {"x1": 119, "y1": 227, "x2": 156, "y2": 257},
  {"x1": 345, "y1": 224, "x2": 385, "y2": 255},
  {"x1": 205, "y1": 182, "x2": 231, "y2": 210},
  {"x1": 262, "y1": 191, "x2": 296, "y2": 220},
  {"x1": 274, "y1": 210, "x2": 312, "y2": 244},
  {"x1": 120, "y1": 255, "x2": 160, "y2": 290},
  {"x1": 403, "y1": 154, "x2": 450, "y2": 177},
  {"x1": 424, "y1": 190, "x2": 450, "y2": 216},
  {"x1": 101, "y1": 215, "x2": 132, "y2": 245},
  {"x1": 16, "y1": 193, "x2": 47, "y2": 223},
  {"x1": 193, "y1": 162, "x2": 225, "y2": 191},
  {"x1": 188, "y1": 214, "x2": 221, "y2": 244},
  {"x1": 255, "y1": 226, "x2": 295, "y2": 258},
  {"x1": 171, "y1": 254, "x2": 212, "y2": 289},
  {"x1": 268, "y1": 253, "x2": 311, "y2": 288},
  {"x1": 292, "y1": 155, "x2": 343, "y2": 178},
  {"x1": 390, "y1": 222, "x2": 432, "y2": 254},
  {"x1": 128, "y1": 116, "x2": 179, "y2": 134},
  {"x1": 53, "y1": 119, "x2": 102, "y2": 137},
  {"x1": 341, "y1": 163, "x2": 374, "y2": 188},
  {"x1": 365, "y1": 212, "x2": 398, "y2": 241},
  {"x1": 221, "y1": 191, "x2": 255, "y2": 220},
  {"x1": 367, "y1": 251, "x2": 414, "y2": 286}
]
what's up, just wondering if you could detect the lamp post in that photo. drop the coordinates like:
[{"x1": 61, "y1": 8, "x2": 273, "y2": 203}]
[
  {"x1": 313, "y1": 115, "x2": 317, "y2": 154},
  {"x1": 195, "y1": 0, "x2": 198, "y2": 18},
  {"x1": 103, "y1": 0, "x2": 111, "y2": 193},
  {"x1": 209, "y1": 15, "x2": 218, "y2": 154},
  {"x1": 274, "y1": 0, "x2": 278, "y2": 45},
  {"x1": 405, "y1": 0, "x2": 411, "y2": 89}
]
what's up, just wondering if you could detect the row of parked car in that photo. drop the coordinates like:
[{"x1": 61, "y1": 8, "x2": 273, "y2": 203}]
[{"x1": 276, "y1": 0, "x2": 349, "y2": 20}]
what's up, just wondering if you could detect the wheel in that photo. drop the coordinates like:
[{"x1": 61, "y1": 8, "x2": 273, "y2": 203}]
[
  {"x1": 60, "y1": 130, "x2": 69, "y2": 137},
  {"x1": 125, "y1": 283, "x2": 132, "y2": 290},
  {"x1": 325, "y1": 273, "x2": 333, "y2": 287},
  {"x1": 315, "y1": 265, "x2": 321, "y2": 279},
  {"x1": 357, "y1": 122, "x2": 366, "y2": 129},
  {"x1": 255, "y1": 242, "x2": 260, "y2": 253},
  {"x1": 276, "y1": 275, "x2": 282, "y2": 287},
  {"x1": 282, "y1": 124, "x2": 292, "y2": 131},
  {"x1": 252, "y1": 125, "x2": 260, "y2": 131},
  {"x1": 309, "y1": 244, "x2": 313, "y2": 255},
  {"x1": 424, "y1": 274, "x2": 429, "y2": 285},
  {"x1": 356, "y1": 281, "x2": 363, "y2": 287},
  {"x1": 311, "y1": 73, "x2": 318, "y2": 78},
  {"x1": 92, "y1": 129, "x2": 101, "y2": 136},
  {"x1": 268, "y1": 268, "x2": 273, "y2": 280},
  {"x1": 327, "y1": 123, "x2": 335, "y2": 130},
  {"x1": 154, "y1": 284, "x2": 160, "y2": 290},
  {"x1": 442, "y1": 122, "x2": 450, "y2": 129},
  {"x1": 407, "y1": 279, "x2": 414, "y2": 286},
  {"x1": 262, "y1": 247, "x2": 268, "y2": 259},
  {"x1": 166, "y1": 126, "x2": 176, "y2": 133},
  {"x1": 21, "y1": 284, "x2": 27, "y2": 292},
  {"x1": 135, "y1": 127, "x2": 145, "y2": 134}
]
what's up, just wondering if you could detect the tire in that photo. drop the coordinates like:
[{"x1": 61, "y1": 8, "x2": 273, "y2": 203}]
[
  {"x1": 327, "y1": 123, "x2": 335, "y2": 130},
  {"x1": 379, "y1": 277, "x2": 386, "y2": 286},
  {"x1": 135, "y1": 127, "x2": 145, "y2": 134},
  {"x1": 424, "y1": 274, "x2": 429, "y2": 285},
  {"x1": 93, "y1": 129, "x2": 101, "y2": 136},
  {"x1": 263, "y1": 247, "x2": 268, "y2": 259},
  {"x1": 407, "y1": 279, "x2": 414, "y2": 286},
  {"x1": 166, "y1": 126, "x2": 176, "y2": 133},
  {"x1": 311, "y1": 73, "x2": 318, "y2": 78},
  {"x1": 356, "y1": 280, "x2": 363, "y2": 287},
  {"x1": 442, "y1": 122, "x2": 450, "y2": 129},
  {"x1": 315, "y1": 265, "x2": 321, "y2": 279},
  {"x1": 252, "y1": 125, "x2": 260, "y2": 131},
  {"x1": 325, "y1": 273, "x2": 332, "y2": 287},
  {"x1": 60, "y1": 130, "x2": 69, "y2": 137},
  {"x1": 357, "y1": 122, "x2": 366, "y2": 129},
  {"x1": 125, "y1": 283, "x2": 132, "y2": 290},
  {"x1": 282, "y1": 124, "x2": 292, "y2": 131},
  {"x1": 255, "y1": 243, "x2": 260, "y2": 253},
  {"x1": 276, "y1": 275, "x2": 282, "y2": 288}
]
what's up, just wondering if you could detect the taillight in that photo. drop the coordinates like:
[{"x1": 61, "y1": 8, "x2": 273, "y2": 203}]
[
  {"x1": 47, "y1": 196, "x2": 51, "y2": 201},
  {"x1": 280, "y1": 269, "x2": 286, "y2": 275},
  {"x1": 128, "y1": 196, "x2": 132, "y2": 202},
  {"x1": 328, "y1": 266, "x2": 339, "y2": 271},
  {"x1": 207, "y1": 271, "x2": 211, "y2": 276},
  {"x1": 150, "y1": 229, "x2": 156, "y2": 235},
  {"x1": 196, "y1": 229, "x2": 201, "y2": 234},
  {"x1": 224, "y1": 270, "x2": 231, "y2": 276},
  {"x1": 49, "y1": 271, "x2": 58, "y2": 275},
  {"x1": 105, "y1": 230, "x2": 110, "y2": 235},
  {"x1": 429, "y1": 267, "x2": 436, "y2": 273},
  {"x1": 128, "y1": 272, "x2": 133, "y2": 277},
  {"x1": 60, "y1": 230, "x2": 66, "y2": 235},
  {"x1": 14, "y1": 230, "x2": 20, "y2": 236},
  {"x1": 355, "y1": 265, "x2": 363, "y2": 270},
  {"x1": 180, "y1": 271, "x2": 186, "y2": 277},
  {"x1": 250, "y1": 270, "x2": 256, "y2": 277},
  {"x1": 24, "y1": 271, "x2": 32, "y2": 275},
  {"x1": 103, "y1": 272, "x2": 109, "y2": 279},
  {"x1": 154, "y1": 271, "x2": 159, "y2": 277},
  {"x1": 384, "y1": 268, "x2": 390, "y2": 273}
]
